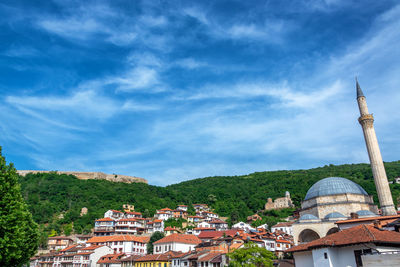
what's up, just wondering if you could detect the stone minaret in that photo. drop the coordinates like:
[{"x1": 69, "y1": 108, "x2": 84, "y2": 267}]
[{"x1": 356, "y1": 79, "x2": 396, "y2": 215}]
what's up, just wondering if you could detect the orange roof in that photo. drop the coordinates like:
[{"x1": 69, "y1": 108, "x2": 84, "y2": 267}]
[
  {"x1": 76, "y1": 252, "x2": 93, "y2": 255},
  {"x1": 87, "y1": 235, "x2": 149, "y2": 244},
  {"x1": 160, "y1": 208, "x2": 173, "y2": 211},
  {"x1": 194, "y1": 227, "x2": 216, "y2": 230},
  {"x1": 272, "y1": 222, "x2": 294, "y2": 228},
  {"x1": 110, "y1": 210, "x2": 123, "y2": 213},
  {"x1": 97, "y1": 253, "x2": 125, "y2": 264},
  {"x1": 198, "y1": 253, "x2": 223, "y2": 262},
  {"x1": 335, "y1": 215, "x2": 400, "y2": 224},
  {"x1": 96, "y1": 217, "x2": 114, "y2": 222},
  {"x1": 59, "y1": 245, "x2": 77, "y2": 252},
  {"x1": 276, "y1": 239, "x2": 292, "y2": 244},
  {"x1": 188, "y1": 216, "x2": 203, "y2": 218},
  {"x1": 154, "y1": 219, "x2": 162, "y2": 223},
  {"x1": 288, "y1": 224, "x2": 400, "y2": 253},
  {"x1": 81, "y1": 245, "x2": 103, "y2": 250},
  {"x1": 154, "y1": 234, "x2": 201, "y2": 245},
  {"x1": 165, "y1": 226, "x2": 178, "y2": 231}
]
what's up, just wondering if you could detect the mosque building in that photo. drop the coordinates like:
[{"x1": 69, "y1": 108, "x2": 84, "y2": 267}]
[{"x1": 292, "y1": 80, "x2": 396, "y2": 244}]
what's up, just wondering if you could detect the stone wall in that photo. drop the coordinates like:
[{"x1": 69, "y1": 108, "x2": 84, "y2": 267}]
[{"x1": 17, "y1": 170, "x2": 148, "y2": 184}]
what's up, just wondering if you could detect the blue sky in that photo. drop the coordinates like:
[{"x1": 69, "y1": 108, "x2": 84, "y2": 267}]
[{"x1": 1, "y1": 0, "x2": 399, "y2": 186}]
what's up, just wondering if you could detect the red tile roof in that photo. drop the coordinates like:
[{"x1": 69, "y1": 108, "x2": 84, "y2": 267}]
[
  {"x1": 198, "y1": 230, "x2": 238, "y2": 239},
  {"x1": 95, "y1": 217, "x2": 114, "y2": 222},
  {"x1": 335, "y1": 215, "x2": 400, "y2": 224},
  {"x1": 153, "y1": 234, "x2": 201, "y2": 245},
  {"x1": 198, "y1": 252, "x2": 223, "y2": 262},
  {"x1": 288, "y1": 224, "x2": 400, "y2": 253},
  {"x1": 272, "y1": 222, "x2": 294, "y2": 228},
  {"x1": 97, "y1": 253, "x2": 125, "y2": 264},
  {"x1": 87, "y1": 235, "x2": 149, "y2": 244},
  {"x1": 110, "y1": 210, "x2": 123, "y2": 213}
]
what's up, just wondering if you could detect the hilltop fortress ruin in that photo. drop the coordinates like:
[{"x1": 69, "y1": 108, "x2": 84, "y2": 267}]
[{"x1": 17, "y1": 170, "x2": 148, "y2": 184}]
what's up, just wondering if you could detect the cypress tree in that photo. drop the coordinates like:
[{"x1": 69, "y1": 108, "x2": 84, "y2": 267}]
[{"x1": 0, "y1": 147, "x2": 39, "y2": 266}]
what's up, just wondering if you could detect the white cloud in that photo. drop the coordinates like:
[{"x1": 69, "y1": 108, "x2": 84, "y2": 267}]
[
  {"x1": 6, "y1": 90, "x2": 119, "y2": 120},
  {"x1": 175, "y1": 58, "x2": 208, "y2": 69}
]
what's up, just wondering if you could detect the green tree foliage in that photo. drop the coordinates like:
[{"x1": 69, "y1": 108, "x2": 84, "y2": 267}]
[
  {"x1": 17, "y1": 161, "x2": 400, "y2": 237},
  {"x1": 228, "y1": 242, "x2": 275, "y2": 267},
  {"x1": 147, "y1": 231, "x2": 165, "y2": 254},
  {"x1": 164, "y1": 218, "x2": 187, "y2": 229},
  {"x1": 0, "y1": 147, "x2": 39, "y2": 266}
]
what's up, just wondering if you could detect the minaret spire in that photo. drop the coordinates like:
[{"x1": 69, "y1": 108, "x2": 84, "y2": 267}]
[
  {"x1": 356, "y1": 77, "x2": 364, "y2": 98},
  {"x1": 356, "y1": 80, "x2": 396, "y2": 216}
]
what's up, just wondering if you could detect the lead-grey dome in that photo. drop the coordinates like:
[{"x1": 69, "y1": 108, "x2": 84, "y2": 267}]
[
  {"x1": 305, "y1": 177, "x2": 368, "y2": 200},
  {"x1": 324, "y1": 212, "x2": 346, "y2": 220},
  {"x1": 299, "y1": 214, "x2": 319, "y2": 221},
  {"x1": 356, "y1": 210, "x2": 376, "y2": 217}
]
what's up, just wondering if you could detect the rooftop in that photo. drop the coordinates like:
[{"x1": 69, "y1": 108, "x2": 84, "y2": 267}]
[
  {"x1": 154, "y1": 234, "x2": 201, "y2": 245},
  {"x1": 288, "y1": 224, "x2": 400, "y2": 252}
]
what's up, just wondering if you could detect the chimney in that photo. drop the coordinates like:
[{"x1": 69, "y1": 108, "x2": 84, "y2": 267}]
[
  {"x1": 350, "y1": 213, "x2": 359, "y2": 219},
  {"x1": 373, "y1": 220, "x2": 381, "y2": 229}
]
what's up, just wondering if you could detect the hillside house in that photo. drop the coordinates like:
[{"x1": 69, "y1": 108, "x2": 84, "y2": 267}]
[
  {"x1": 115, "y1": 218, "x2": 145, "y2": 235},
  {"x1": 104, "y1": 210, "x2": 124, "y2": 220},
  {"x1": 94, "y1": 217, "x2": 116, "y2": 236},
  {"x1": 271, "y1": 222, "x2": 294, "y2": 236},
  {"x1": 288, "y1": 224, "x2": 400, "y2": 267},
  {"x1": 97, "y1": 253, "x2": 125, "y2": 267},
  {"x1": 209, "y1": 219, "x2": 228, "y2": 231},
  {"x1": 87, "y1": 235, "x2": 149, "y2": 255},
  {"x1": 177, "y1": 205, "x2": 188, "y2": 212},
  {"x1": 47, "y1": 236, "x2": 74, "y2": 251},
  {"x1": 153, "y1": 234, "x2": 201, "y2": 254}
]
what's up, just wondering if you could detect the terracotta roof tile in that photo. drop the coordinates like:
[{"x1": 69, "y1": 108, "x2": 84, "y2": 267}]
[
  {"x1": 153, "y1": 234, "x2": 201, "y2": 245},
  {"x1": 288, "y1": 224, "x2": 400, "y2": 253},
  {"x1": 335, "y1": 215, "x2": 400, "y2": 224},
  {"x1": 97, "y1": 253, "x2": 125, "y2": 264},
  {"x1": 95, "y1": 217, "x2": 115, "y2": 222},
  {"x1": 87, "y1": 235, "x2": 149, "y2": 244}
]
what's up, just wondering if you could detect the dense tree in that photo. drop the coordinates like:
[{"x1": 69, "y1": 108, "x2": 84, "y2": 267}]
[
  {"x1": 228, "y1": 242, "x2": 275, "y2": 267},
  {"x1": 16, "y1": 160, "x2": 400, "y2": 238},
  {"x1": 0, "y1": 147, "x2": 39, "y2": 266},
  {"x1": 147, "y1": 232, "x2": 165, "y2": 254}
]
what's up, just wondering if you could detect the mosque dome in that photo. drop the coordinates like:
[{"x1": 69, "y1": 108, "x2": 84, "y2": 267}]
[
  {"x1": 324, "y1": 212, "x2": 346, "y2": 220},
  {"x1": 304, "y1": 177, "x2": 368, "y2": 200},
  {"x1": 356, "y1": 210, "x2": 377, "y2": 217},
  {"x1": 299, "y1": 214, "x2": 319, "y2": 221}
]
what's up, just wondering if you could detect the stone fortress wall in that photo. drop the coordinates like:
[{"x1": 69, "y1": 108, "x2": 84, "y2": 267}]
[{"x1": 17, "y1": 170, "x2": 148, "y2": 184}]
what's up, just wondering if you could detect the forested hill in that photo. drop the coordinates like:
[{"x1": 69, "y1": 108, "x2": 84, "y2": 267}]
[{"x1": 19, "y1": 161, "x2": 400, "y2": 236}]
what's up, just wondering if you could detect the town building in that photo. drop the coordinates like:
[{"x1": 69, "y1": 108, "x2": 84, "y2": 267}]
[
  {"x1": 94, "y1": 218, "x2": 116, "y2": 236},
  {"x1": 292, "y1": 177, "x2": 379, "y2": 244},
  {"x1": 97, "y1": 253, "x2": 125, "y2": 267},
  {"x1": 47, "y1": 236, "x2": 74, "y2": 251},
  {"x1": 271, "y1": 222, "x2": 294, "y2": 236},
  {"x1": 288, "y1": 224, "x2": 400, "y2": 267},
  {"x1": 86, "y1": 235, "x2": 149, "y2": 255},
  {"x1": 265, "y1": 191, "x2": 294, "y2": 211},
  {"x1": 153, "y1": 234, "x2": 201, "y2": 254},
  {"x1": 104, "y1": 210, "x2": 124, "y2": 220}
]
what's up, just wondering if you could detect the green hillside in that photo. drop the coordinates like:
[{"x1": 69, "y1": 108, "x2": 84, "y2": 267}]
[{"x1": 19, "y1": 161, "x2": 400, "y2": 245}]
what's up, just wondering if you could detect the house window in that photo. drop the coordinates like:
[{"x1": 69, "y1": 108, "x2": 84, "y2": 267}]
[{"x1": 324, "y1": 252, "x2": 327, "y2": 259}]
